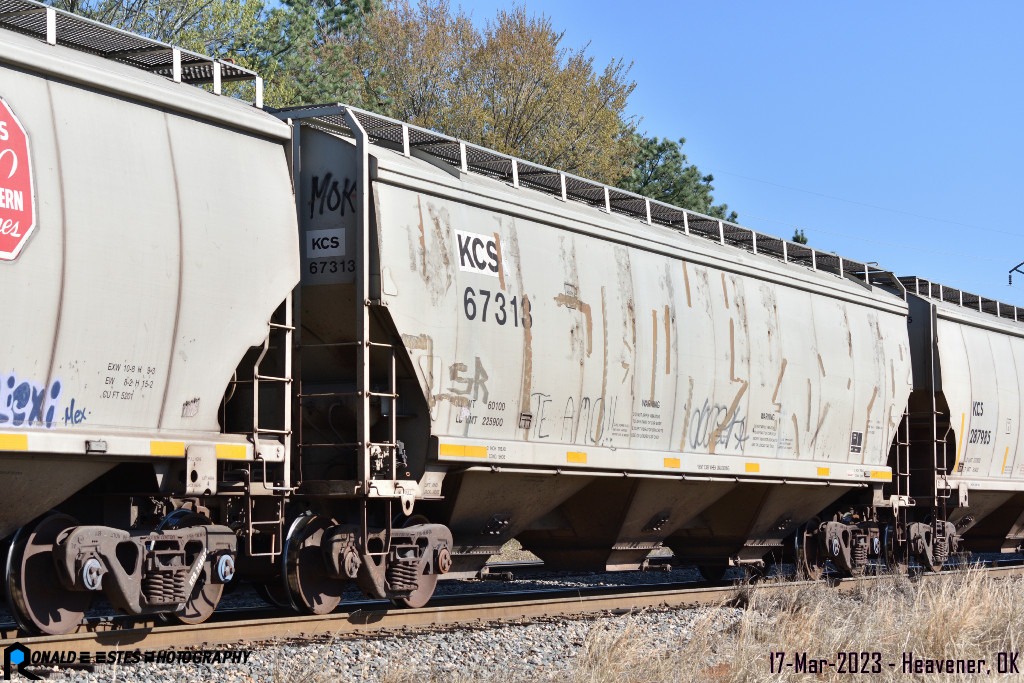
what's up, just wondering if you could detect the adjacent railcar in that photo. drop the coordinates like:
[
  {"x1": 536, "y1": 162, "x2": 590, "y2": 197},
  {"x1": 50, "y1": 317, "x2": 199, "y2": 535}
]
[
  {"x1": 899, "y1": 277, "x2": 1024, "y2": 561},
  {"x1": 0, "y1": 4, "x2": 298, "y2": 633}
]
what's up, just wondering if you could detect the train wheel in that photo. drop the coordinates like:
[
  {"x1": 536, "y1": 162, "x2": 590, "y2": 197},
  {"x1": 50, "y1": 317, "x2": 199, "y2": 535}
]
[
  {"x1": 6, "y1": 513, "x2": 92, "y2": 635},
  {"x1": 285, "y1": 514, "x2": 343, "y2": 615},
  {"x1": 391, "y1": 515, "x2": 437, "y2": 609},
  {"x1": 159, "y1": 510, "x2": 224, "y2": 624},
  {"x1": 393, "y1": 572, "x2": 437, "y2": 609},
  {"x1": 795, "y1": 517, "x2": 825, "y2": 581}
]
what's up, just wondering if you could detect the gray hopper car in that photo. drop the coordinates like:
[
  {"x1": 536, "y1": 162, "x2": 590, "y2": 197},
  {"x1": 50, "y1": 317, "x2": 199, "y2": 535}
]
[
  {"x1": 278, "y1": 107, "x2": 913, "y2": 588},
  {"x1": 2, "y1": 1, "x2": 1023, "y2": 636}
]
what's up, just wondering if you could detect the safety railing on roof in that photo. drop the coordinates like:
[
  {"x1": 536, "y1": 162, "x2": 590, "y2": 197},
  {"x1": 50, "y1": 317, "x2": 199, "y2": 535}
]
[
  {"x1": 899, "y1": 276, "x2": 1024, "y2": 323},
  {"x1": 0, "y1": 0, "x2": 263, "y2": 107},
  {"x1": 274, "y1": 103, "x2": 907, "y2": 300}
]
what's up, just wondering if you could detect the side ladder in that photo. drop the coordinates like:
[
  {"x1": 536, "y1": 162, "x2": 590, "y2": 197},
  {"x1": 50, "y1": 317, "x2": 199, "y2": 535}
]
[{"x1": 245, "y1": 297, "x2": 294, "y2": 559}]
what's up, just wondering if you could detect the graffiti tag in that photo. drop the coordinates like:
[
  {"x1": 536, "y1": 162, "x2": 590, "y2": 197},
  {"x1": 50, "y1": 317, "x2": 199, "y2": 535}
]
[
  {"x1": 688, "y1": 398, "x2": 748, "y2": 451},
  {"x1": 0, "y1": 372, "x2": 63, "y2": 429}
]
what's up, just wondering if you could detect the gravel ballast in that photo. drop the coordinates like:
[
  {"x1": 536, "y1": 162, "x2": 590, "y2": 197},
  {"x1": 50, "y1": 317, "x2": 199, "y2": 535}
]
[
  {"x1": 17, "y1": 563, "x2": 739, "y2": 682},
  {"x1": 33, "y1": 604, "x2": 742, "y2": 682}
]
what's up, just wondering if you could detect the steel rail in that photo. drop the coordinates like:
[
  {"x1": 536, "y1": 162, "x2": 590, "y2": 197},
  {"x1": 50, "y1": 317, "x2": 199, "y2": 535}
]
[{"x1": 10, "y1": 562, "x2": 1024, "y2": 654}]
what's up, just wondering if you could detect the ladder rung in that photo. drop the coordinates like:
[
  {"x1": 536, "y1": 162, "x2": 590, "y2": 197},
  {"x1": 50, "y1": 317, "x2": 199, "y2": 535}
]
[
  {"x1": 268, "y1": 322, "x2": 295, "y2": 330},
  {"x1": 367, "y1": 391, "x2": 398, "y2": 398},
  {"x1": 255, "y1": 375, "x2": 291, "y2": 382},
  {"x1": 256, "y1": 428, "x2": 291, "y2": 435},
  {"x1": 298, "y1": 392, "x2": 356, "y2": 399},
  {"x1": 299, "y1": 342, "x2": 361, "y2": 349}
]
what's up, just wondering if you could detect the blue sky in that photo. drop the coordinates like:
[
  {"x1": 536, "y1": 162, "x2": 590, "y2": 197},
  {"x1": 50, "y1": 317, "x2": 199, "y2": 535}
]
[{"x1": 455, "y1": 1, "x2": 1024, "y2": 306}]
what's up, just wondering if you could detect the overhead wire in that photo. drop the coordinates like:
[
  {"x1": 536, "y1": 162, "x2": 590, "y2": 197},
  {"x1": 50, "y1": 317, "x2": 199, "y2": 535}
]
[
  {"x1": 704, "y1": 168, "x2": 1024, "y2": 299},
  {"x1": 710, "y1": 167, "x2": 1024, "y2": 239},
  {"x1": 741, "y1": 212, "x2": 1008, "y2": 264}
]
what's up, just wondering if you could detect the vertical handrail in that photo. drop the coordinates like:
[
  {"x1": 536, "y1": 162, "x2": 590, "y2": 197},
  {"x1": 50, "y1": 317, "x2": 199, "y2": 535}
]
[
  {"x1": 251, "y1": 337, "x2": 270, "y2": 450},
  {"x1": 897, "y1": 409, "x2": 911, "y2": 543},
  {"x1": 290, "y1": 119, "x2": 304, "y2": 489},
  {"x1": 391, "y1": 347, "x2": 398, "y2": 477},
  {"x1": 343, "y1": 108, "x2": 373, "y2": 494},
  {"x1": 282, "y1": 275, "x2": 292, "y2": 491},
  {"x1": 928, "y1": 301, "x2": 949, "y2": 529}
]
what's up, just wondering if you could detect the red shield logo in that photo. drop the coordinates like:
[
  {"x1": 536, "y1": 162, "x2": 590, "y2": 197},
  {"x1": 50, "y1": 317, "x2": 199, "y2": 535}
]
[{"x1": 0, "y1": 98, "x2": 35, "y2": 261}]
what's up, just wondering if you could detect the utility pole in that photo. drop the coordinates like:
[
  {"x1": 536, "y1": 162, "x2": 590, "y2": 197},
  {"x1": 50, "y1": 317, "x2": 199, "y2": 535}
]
[{"x1": 1010, "y1": 261, "x2": 1024, "y2": 285}]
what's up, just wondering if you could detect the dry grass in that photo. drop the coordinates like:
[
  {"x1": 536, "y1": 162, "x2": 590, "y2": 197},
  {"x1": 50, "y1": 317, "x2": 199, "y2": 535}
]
[
  {"x1": 379, "y1": 568, "x2": 1024, "y2": 682},
  {"x1": 722, "y1": 569, "x2": 1024, "y2": 682}
]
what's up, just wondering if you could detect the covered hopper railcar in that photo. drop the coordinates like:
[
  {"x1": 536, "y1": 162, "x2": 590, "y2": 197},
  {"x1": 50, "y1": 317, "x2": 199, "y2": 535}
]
[
  {"x1": 0, "y1": 3, "x2": 298, "y2": 633},
  {"x1": 6, "y1": 3, "x2": 1024, "y2": 636},
  {"x1": 894, "y1": 277, "x2": 1024, "y2": 564},
  {"x1": 274, "y1": 106, "x2": 914, "y2": 592}
]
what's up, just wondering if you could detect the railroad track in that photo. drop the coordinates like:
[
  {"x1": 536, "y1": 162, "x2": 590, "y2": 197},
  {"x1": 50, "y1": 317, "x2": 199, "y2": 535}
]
[{"x1": 9, "y1": 560, "x2": 1024, "y2": 655}]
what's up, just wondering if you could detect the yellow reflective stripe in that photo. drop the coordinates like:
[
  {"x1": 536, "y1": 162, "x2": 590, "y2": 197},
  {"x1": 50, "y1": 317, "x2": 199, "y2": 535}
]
[
  {"x1": 817, "y1": 467, "x2": 830, "y2": 476},
  {"x1": 439, "y1": 444, "x2": 463, "y2": 457},
  {"x1": 1003, "y1": 446, "x2": 1010, "y2": 476},
  {"x1": 216, "y1": 444, "x2": 247, "y2": 460},
  {"x1": 150, "y1": 441, "x2": 185, "y2": 456},
  {"x1": 871, "y1": 470, "x2": 892, "y2": 481},
  {"x1": 567, "y1": 452, "x2": 587, "y2": 464},
  {"x1": 0, "y1": 434, "x2": 28, "y2": 451},
  {"x1": 745, "y1": 463, "x2": 759, "y2": 473},
  {"x1": 663, "y1": 457, "x2": 681, "y2": 468},
  {"x1": 439, "y1": 444, "x2": 487, "y2": 458}
]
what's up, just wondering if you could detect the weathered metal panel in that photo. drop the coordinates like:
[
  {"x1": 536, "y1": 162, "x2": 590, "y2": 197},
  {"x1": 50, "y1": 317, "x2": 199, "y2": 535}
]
[
  {"x1": 737, "y1": 279, "x2": 784, "y2": 458},
  {"x1": 851, "y1": 305, "x2": 896, "y2": 465},
  {"x1": 672, "y1": 260, "x2": 719, "y2": 457},
  {"x1": 159, "y1": 113, "x2": 299, "y2": 431},
  {"x1": 0, "y1": 61, "x2": 63, "y2": 423},
  {"x1": 937, "y1": 313, "x2": 1020, "y2": 483},
  {"x1": 987, "y1": 334, "x2": 1019, "y2": 478},
  {"x1": 43, "y1": 81, "x2": 181, "y2": 430},
  {"x1": 296, "y1": 128, "x2": 359, "y2": 287},
  {"x1": 370, "y1": 148, "x2": 912, "y2": 483},
  {"x1": 1009, "y1": 337, "x2": 1024, "y2": 478},
  {"x1": 0, "y1": 33, "x2": 299, "y2": 534},
  {"x1": 809, "y1": 296, "x2": 855, "y2": 462}
]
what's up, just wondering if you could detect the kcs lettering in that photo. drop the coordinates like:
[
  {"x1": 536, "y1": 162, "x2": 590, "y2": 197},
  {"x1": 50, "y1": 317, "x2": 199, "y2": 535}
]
[{"x1": 455, "y1": 230, "x2": 500, "y2": 277}]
